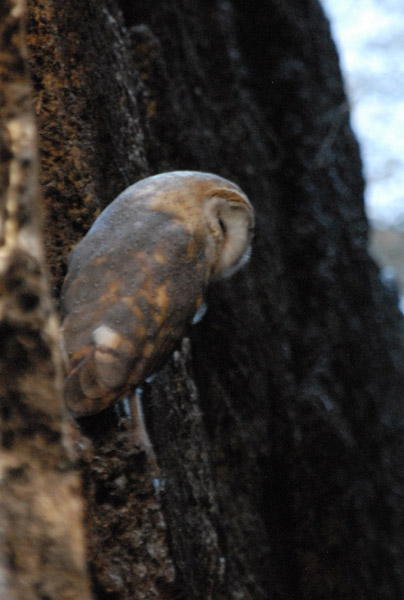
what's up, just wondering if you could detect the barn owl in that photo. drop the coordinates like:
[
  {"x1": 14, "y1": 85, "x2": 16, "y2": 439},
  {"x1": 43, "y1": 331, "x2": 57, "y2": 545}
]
[{"x1": 61, "y1": 171, "x2": 254, "y2": 416}]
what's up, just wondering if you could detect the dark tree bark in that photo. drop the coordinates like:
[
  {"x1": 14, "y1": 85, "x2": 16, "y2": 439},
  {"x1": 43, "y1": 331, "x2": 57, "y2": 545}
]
[{"x1": 2, "y1": 0, "x2": 403, "y2": 598}]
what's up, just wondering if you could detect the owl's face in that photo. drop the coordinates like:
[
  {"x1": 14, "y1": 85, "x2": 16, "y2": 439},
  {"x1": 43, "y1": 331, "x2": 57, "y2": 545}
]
[
  {"x1": 202, "y1": 188, "x2": 253, "y2": 280},
  {"x1": 61, "y1": 171, "x2": 254, "y2": 416}
]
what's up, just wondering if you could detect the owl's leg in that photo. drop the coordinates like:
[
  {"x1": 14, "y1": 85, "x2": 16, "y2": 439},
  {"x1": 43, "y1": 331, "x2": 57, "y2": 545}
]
[
  {"x1": 127, "y1": 388, "x2": 165, "y2": 492},
  {"x1": 128, "y1": 388, "x2": 153, "y2": 452}
]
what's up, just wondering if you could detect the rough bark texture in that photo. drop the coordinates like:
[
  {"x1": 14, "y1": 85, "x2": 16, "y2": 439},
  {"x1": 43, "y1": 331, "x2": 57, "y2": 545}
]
[
  {"x1": 4, "y1": 0, "x2": 402, "y2": 598},
  {"x1": 0, "y1": 1, "x2": 92, "y2": 598}
]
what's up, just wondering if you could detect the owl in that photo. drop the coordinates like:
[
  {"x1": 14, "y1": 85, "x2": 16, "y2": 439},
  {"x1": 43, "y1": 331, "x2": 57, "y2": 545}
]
[{"x1": 61, "y1": 171, "x2": 254, "y2": 416}]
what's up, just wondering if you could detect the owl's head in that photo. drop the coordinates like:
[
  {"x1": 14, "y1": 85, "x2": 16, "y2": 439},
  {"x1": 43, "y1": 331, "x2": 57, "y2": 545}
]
[{"x1": 116, "y1": 170, "x2": 254, "y2": 282}]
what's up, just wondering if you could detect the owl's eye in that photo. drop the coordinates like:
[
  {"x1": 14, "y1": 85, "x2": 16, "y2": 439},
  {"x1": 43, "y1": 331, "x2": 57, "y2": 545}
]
[{"x1": 218, "y1": 216, "x2": 227, "y2": 234}]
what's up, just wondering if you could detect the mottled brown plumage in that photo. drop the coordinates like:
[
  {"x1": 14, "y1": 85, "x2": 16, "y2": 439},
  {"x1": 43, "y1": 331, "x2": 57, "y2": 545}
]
[{"x1": 61, "y1": 171, "x2": 254, "y2": 416}]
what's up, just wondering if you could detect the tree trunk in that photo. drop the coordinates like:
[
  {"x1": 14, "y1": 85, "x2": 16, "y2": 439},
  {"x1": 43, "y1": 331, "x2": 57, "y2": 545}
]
[
  {"x1": 1, "y1": 0, "x2": 403, "y2": 598},
  {"x1": 0, "y1": 1, "x2": 91, "y2": 598}
]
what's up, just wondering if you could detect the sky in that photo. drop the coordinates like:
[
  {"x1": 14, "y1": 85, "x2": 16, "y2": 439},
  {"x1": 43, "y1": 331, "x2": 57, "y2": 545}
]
[{"x1": 320, "y1": 0, "x2": 404, "y2": 228}]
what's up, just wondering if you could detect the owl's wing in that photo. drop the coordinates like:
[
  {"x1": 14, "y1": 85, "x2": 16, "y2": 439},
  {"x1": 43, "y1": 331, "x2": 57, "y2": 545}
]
[{"x1": 61, "y1": 213, "x2": 206, "y2": 416}]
